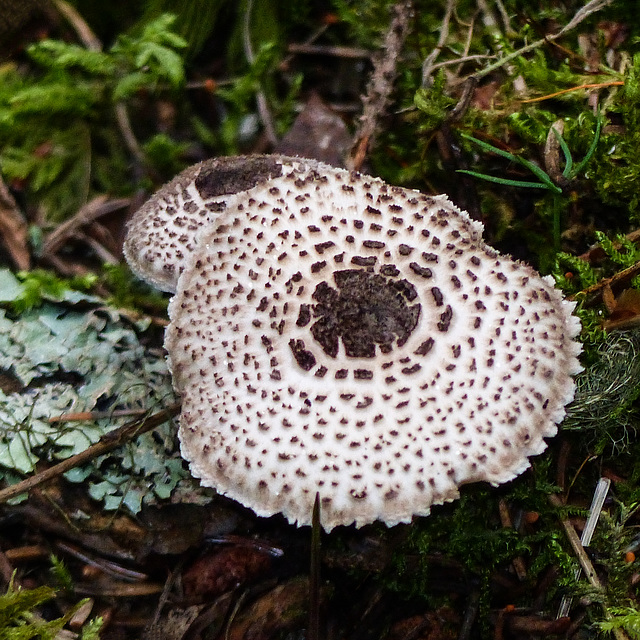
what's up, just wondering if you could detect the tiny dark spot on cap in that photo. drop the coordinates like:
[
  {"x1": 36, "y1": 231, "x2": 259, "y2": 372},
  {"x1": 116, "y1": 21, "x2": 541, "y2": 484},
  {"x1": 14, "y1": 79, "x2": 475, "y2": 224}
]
[
  {"x1": 415, "y1": 338, "x2": 434, "y2": 355},
  {"x1": 351, "y1": 256, "x2": 377, "y2": 267},
  {"x1": 431, "y1": 287, "x2": 444, "y2": 306},
  {"x1": 438, "y1": 305, "x2": 453, "y2": 332},
  {"x1": 380, "y1": 264, "x2": 400, "y2": 277},
  {"x1": 315, "y1": 241, "x2": 335, "y2": 253},
  {"x1": 409, "y1": 263, "x2": 432, "y2": 278},
  {"x1": 402, "y1": 363, "x2": 421, "y2": 374}
]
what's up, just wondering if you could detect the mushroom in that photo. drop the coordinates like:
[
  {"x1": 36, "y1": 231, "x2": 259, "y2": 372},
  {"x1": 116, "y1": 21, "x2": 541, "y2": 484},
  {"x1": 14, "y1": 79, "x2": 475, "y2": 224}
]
[
  {"x1": 125, "y1": 155, "x2": 582, "y2": 531},
  {"x1": 123, "y1": 155, "x2": 333, "y2": 292}
]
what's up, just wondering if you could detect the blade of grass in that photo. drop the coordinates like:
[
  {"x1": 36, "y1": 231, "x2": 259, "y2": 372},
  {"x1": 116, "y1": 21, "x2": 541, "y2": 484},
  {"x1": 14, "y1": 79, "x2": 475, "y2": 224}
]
[
  {"x1": 459, "y1": 132, "x2": 519, "y2": 161},
  {"x1": 551, "y1": 126, "x2": 574, "y2": 179},
  {"x1": 513, "y1": 156, "x2": 562, "y2": 193},
  {"x1": 460, "y1": 133, "x2": 562, "y2": 193},
  {"x1": 457, "y1": 170, "x2": 555, "y2": 189},
  {"x1": 572, "y1": 112, "x2": 602, "y2": 178}
]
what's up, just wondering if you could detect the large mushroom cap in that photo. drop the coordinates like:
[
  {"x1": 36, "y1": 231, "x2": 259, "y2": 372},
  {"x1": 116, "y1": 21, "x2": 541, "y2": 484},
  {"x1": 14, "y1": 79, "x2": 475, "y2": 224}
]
[{"x1": 140, "y1": 156, "x2": 583, "y2": 531}]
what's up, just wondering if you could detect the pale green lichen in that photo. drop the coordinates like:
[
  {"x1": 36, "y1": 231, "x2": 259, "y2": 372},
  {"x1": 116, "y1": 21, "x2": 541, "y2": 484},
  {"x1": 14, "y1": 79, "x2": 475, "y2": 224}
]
[{"x1": 0, "y1": 270, "x2": 211, "y2": 512}]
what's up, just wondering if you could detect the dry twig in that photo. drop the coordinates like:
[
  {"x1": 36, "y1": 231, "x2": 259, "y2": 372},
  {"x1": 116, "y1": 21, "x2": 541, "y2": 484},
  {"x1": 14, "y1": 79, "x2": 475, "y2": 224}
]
[
  {"x1": 0, "y1": 404, "x2": 180, "y2": 505},
  {"x1": 287, "y1": 43, "x2": 372, "y2": 59},
  {"x1": 0, "y1": 174, "x2": 30, "y2": 271},
  {"x1": 474, "y1": 0, "x2": 615, "y2": 81},
  {"x1": 549, "y1": 492, "x2": 630, "y2": 640},
  {"x1": 348, "y1": 0, "x2": 415, "y2": 170},
  {"x1": 421, "y1": 0, "x2": 456, "y2": 87},
  {"x1": 53, "y1": 0, "x2": 101, "y2": 51},
  {"x1": 42, "y1": 196, "x2": 130, "y2": 255},
  {"x1": 569, "y1": 260, "x2": 640, "y2": 304}
]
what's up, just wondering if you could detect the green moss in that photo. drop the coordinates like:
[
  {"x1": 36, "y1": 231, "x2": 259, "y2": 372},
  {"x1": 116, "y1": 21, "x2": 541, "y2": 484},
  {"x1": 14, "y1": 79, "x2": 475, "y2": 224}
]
[
  {"x1": 0, "y1": 575, "x2": 102, "y2": 639},
  {"x1": 0, "y1": 14, "x2": 188, "y2": 222}
]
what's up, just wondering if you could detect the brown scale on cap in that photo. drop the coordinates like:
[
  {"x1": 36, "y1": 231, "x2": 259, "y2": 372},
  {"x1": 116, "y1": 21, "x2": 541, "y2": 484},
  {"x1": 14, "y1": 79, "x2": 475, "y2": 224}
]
[{"x1": 125, "y1": 155, "x2": 583, "y2": 531}]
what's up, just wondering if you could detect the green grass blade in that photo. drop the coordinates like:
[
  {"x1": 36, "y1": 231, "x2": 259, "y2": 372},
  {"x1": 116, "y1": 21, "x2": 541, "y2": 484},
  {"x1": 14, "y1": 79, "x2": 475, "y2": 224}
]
[
  {"x1": 572, "y1": 113, "x2": 602, "y2": 178},
  {"x1": 514, "y1": 156, "x2": 562, "y2": 193},
  {"x1": 551, "y1": 126, "x2": 574, "y2": 178},
  {"x1": 457, "y1": 170, "x2": 555, "y2": 190},
  {"x1": 461, "y1": 132, "x2": 562, "y2": 193},
  {"x1": 459, "y1": 132, "x2": 522, "y2": 162}
]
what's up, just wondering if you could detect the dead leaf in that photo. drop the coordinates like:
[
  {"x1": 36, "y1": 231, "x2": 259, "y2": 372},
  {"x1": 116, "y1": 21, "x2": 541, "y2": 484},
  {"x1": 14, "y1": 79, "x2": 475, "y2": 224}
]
[
  {"x1": 603, "y1": 288, "x2": 640, "y2": 330},
  {"x1": 386, "y1": 609, "x2": 458, "y2": 640},
  {"x1": 224, "y1": 576, "x2": 310, "y2": 640},
  {"x1": 275, "y1": 92, "x2": 351, "y2": 167}
]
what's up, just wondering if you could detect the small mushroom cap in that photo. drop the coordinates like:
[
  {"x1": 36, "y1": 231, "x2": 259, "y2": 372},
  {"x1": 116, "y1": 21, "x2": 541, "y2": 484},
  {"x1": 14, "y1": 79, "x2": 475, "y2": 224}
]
[
  {"x1": 123, "y1": 156, "x2": 333, "y2": 292},
  {"x1": 157, "y1": 158, "x2": 582, "y2": 531}
]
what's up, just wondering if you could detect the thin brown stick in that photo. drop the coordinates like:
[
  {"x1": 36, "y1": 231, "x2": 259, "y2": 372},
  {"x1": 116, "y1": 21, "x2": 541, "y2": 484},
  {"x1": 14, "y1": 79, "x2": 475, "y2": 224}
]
[
  {"x1": 569, "y1": 260, "x2": 640, "y2": 303},
  {"x1": 287, "y1": 43, "x2": 372, "y2": 59},
  {"x1": 497, "y1": 499, "x2": 527, "y2": 580},
  {"x1": 429, "y1": 54, "x2": 494, "y2": 73},
  {"x1": 75, "y1": 582, "x2": 164, "y2": 597},
  {"x1": 0, "y1": 404, "x2": 180, "y2": 505},
  {"x1": 348, "y1": 0, "x2": 415, "y2": 170},
  {"x1": 549, "y1": 493, "x2": 630, "y2": 640},
  {"x1": 421, "y1": 0, "x2": 456, "y2": 87},
  {"x1": 521, "y1": 81, "x2": 624, "y2": 103},
  {"x1": 115, "y1": 102, "x2": 147, "y2": 167},
  {"x1": 48, "y1": 408, "x2": 149, "y2": 424},
  {"x1": 549, "y1": 494, "x2": 603, "y2": 587},
  {"x1": 0, "y1": 174, "x2": 30, "y2": 271},
  {"x1": 53, "y1": 0, "x2": 102, "y2": 51},
  {"x1": 43, "y1": 196, "x2": 130, "y2": 255}
]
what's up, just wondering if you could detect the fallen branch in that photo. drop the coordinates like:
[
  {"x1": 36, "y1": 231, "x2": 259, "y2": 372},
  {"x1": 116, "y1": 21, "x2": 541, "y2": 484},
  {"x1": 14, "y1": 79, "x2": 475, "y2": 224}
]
[
  {"x1": 570, "y1": 260, "x2": 640, "y2": 304},
  {"x1": 42, "y1": 195, "x2": 130, "y2": 255}
]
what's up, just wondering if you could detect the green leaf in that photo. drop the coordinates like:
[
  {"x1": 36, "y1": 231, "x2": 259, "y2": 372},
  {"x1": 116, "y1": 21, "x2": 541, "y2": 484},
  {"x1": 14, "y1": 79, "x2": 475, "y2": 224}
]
[
  {"x1": 135, "y1": 42, "x2": 185, "y2": 86},
  {"x1": 571, "y1": 111, "x2": 602, "y2": 178},
  {"x1": 514, "y1": 155, "x2": 562, "y2": 192},
  {"x1": 113, "y1": 71, "x2": 151, "y2": 100},
  {"x1": 27, "y1": 40, "x2": 116, "y2": 76}
]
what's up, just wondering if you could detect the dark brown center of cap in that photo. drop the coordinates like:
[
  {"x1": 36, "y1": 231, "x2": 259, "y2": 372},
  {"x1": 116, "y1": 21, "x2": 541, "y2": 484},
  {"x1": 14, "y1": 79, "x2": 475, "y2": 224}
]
[{"x1": 305, "y1": 269, "x2": 421, "y2": 359}]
